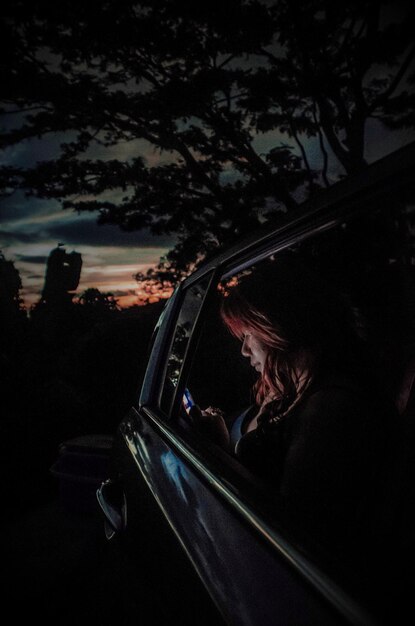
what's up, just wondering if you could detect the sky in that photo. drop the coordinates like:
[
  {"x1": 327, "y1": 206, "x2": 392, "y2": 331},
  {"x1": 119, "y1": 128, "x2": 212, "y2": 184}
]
[
  {"x1": 0, "y1": 133, "x2": 177, "y2": 309},
  {"x1": 0, "y1": 205, "x2": 175, "y2": 308},
  {"x1": 0, "y1": 197, "x2": 176, "y2": 309},
  {"x1": 1, "y1": 119, "x2": 413, "y2": 310},
  {"x1": 1, "y1": 1, "x2": 414, "y2": 310}
]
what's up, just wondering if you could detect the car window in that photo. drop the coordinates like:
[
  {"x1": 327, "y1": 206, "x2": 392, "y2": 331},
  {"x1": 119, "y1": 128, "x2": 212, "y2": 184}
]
[
  {"x1": 186, "y1": 183, "x2": 415, "y2": 425},
  {"x1": 159, "y1": 274, "x2": 212, "y2": 416},
  {"x1": 178, "y1": 176, "x2": 415, "y2": 592}
]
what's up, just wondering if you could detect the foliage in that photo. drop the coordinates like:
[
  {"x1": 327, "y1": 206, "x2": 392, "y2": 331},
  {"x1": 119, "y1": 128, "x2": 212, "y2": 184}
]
[
  {"x1": 1, "y1": 0, "x2": 414, "y2": 280},
  {"x1": 0, "y1": 250, "x2": 26, "y2": 317},
  {"x1": 77, "y1": 287, "x2": 119, "y2": 312}
]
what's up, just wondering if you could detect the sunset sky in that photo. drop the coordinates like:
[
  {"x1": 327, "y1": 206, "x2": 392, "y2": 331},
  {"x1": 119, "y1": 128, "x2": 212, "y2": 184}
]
[
  {"x1": 1, "y1": 2, "x2": 414, "y2": 311},
  {"x1": 0, "y1": 196, "x2": 176, "y2": 308},
  {"x1": 1, "y1": 120, "x2": 412, "y2": 310},
  {"x1": 0, "y1": 133, "x2": 177, "y2": 309}
]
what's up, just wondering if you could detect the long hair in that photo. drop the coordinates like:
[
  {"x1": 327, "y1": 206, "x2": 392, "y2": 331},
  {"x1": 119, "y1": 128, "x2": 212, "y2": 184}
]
[{"x1": 220, "y1": 256, "x2": 359, "y2": 416}]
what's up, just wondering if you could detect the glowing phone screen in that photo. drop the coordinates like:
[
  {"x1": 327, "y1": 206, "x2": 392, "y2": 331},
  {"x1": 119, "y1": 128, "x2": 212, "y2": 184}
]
[{"x1": 182, "y1": 388, "x2": 194, "y2": 414}]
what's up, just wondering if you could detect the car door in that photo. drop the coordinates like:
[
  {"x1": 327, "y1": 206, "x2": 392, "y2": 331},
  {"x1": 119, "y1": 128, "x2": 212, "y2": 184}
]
[
  {"x1": 105, "y1": 141, "x2": 415, "y2": 626},
  {"x1": 113, "y1": 271, "x2": 355, "y2": 626}
]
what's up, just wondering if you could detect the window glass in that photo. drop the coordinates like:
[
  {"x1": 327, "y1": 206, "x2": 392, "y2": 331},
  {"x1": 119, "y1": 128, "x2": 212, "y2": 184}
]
[
  {"x1": 160, "y1": 275, "x2": 211, "y2": 416},
  {"x1": 187, "y1": 185, "x2": 415, "y2": 425},
  {"x1": 296, "y1": 192, "x2": 415, "y2": 396}
]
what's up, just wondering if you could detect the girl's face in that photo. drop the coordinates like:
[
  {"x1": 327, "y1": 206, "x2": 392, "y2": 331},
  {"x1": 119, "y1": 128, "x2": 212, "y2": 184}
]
[{"x1": 240, "y1": 331, "x2": 268, "y2": 374}]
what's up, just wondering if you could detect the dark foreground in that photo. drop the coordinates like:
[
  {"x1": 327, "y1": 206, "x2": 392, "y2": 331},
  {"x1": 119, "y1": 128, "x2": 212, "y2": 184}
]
[{"x1": 2, "y1": 497, "x2": 123, "y2": 625}]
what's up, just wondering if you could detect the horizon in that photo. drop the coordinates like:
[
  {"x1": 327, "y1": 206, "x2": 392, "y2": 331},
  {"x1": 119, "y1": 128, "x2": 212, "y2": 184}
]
[{"x1": 1, "y1": 243, "x2": 173, "y2": 310}]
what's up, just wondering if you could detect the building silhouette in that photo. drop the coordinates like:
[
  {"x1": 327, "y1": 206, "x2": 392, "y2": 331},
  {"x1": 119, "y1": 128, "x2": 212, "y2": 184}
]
[{"x1": 41, "y1": 244, "x2": 82, "y2": 307}]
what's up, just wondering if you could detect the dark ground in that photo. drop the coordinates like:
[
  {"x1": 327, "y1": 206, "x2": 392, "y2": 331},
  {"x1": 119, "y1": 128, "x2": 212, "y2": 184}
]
[
  {"x1": 0, "y1": 302, "x2": 167, "y2": 625},
  {"x1": 2, "y1": 487, "x2": 123, "y2": 624}
]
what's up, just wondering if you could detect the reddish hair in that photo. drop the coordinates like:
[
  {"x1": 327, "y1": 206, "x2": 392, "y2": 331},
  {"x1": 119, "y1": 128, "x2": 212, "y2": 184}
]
[
  {"x1": 220, "y1": 257, "x2": 357, "y2": 414},
  {"x1": 221, "y1": 284, "x2": 305, "y2": 409}
]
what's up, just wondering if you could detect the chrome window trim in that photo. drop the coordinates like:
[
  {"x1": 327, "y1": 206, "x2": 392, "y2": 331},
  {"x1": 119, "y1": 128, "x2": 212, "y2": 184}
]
[
  {"x1": 169, "y1": 269, "x2": 218, "y2": 417},
  {"x1": 157, "y1": 270, "x2": 215, "y2": 416},
  {"x1": 134, "y1": 405, "x2": 377, "y2": 626},
  {"x1": 220, "y1": 218, "x2": 339, "y2": 281},
  {"x1": 138, "y1": 285, "x2": 182, "y2": 407}
]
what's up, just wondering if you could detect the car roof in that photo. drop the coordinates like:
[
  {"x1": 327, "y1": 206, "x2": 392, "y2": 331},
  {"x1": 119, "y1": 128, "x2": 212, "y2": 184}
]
[{"x1": 183, "y1": 140, "x2": 415, "y2": 287}]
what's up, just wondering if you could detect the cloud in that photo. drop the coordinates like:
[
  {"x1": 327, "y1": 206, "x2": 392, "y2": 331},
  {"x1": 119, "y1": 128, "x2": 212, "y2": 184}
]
[
  {"x1": 110, "y1": 289, "x2": 134, "y2": 297},
  {"x1": 15, "y1": 254, "x2": 48, "y2": 264},
  {"x1": 0, "y1": 132, "x2": 76, "y2": 169},
  {"x1": 1, "y1": 205, "x2": 176, "y2": 251},
  {"x1": 26, "y1": 273, "x2": 44, "y2": 280},
  {"x1": 8, "y1": 237, "x2": 171, "y2": 309},
  {"x1": 44, "y1": 216, "x2": 176, "y2": 249},
  {"x1": 0, "y1": 229, "x2": 39, "y2": 244},
  {"x1": 0, "y1": 194, "x2": 64, "y2": 233}
]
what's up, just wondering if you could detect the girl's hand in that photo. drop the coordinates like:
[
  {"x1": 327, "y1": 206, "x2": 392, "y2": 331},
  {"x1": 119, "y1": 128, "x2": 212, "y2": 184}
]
[{"x1": 189, "y1": 405, "x2": 230, "y2": 449}]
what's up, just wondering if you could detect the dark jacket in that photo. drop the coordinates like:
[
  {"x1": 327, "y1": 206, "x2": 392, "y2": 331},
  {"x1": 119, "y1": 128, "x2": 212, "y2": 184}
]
[{"x1": 234, "y1": 372, "x2": 397, "y2": 564}]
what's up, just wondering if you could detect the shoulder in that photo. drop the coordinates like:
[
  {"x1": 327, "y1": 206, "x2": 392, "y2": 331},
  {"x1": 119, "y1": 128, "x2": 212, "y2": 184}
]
[
  {"x1": 303, "y1": 371, "x2": 388, "y2": 413},
  {"x1": 285, "y1": 372, "x2": 395, "y2": 442}
]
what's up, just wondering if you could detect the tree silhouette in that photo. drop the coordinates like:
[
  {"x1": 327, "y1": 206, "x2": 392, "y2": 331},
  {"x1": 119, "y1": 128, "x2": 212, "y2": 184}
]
[
  {"x1": 77, "y1": 287, "x2": 119, "y2": 313},
  {"x1": 0, "y1": 251, "x2": 25, "y2": 319},
  {"x1": 1, "y1": 0, "x2": 414, "y2": 280},
  {"x1": 0, "y1": 251, "x2": 27, "y2": 386}
]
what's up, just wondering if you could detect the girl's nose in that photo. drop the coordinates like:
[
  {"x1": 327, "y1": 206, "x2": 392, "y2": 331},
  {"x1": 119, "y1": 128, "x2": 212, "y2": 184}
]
[{"x1": 241, "y1": 336, "x2": 251, "y2": 357}]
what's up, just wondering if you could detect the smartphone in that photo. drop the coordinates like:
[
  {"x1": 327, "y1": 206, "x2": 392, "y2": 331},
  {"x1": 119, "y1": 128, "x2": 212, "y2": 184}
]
[{"x1": 182, "y1": 387, "x2": 195, "y2": 415}]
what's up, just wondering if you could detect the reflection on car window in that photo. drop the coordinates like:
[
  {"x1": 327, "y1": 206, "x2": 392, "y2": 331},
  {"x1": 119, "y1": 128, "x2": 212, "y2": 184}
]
[{"x1": 160, "y1": 275, "x2": 211, "y2": 416}]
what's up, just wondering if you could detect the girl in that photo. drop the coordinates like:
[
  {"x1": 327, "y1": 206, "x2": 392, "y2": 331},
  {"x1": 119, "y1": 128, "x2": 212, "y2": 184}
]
[{"x1": 197, "y1": 257, "x2": 396, "y2": 559}]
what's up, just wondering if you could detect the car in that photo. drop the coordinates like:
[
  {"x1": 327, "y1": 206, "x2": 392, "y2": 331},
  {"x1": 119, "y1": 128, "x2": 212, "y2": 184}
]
[{"x1": 97, "y1": 141, "x2": 415, "y2": 626}]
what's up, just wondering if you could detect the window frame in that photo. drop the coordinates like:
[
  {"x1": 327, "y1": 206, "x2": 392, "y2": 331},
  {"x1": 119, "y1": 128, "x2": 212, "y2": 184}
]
[
  {"x1": 138, "y1": 284, "x2": 181, "y2": 409},
  {"x1": 160, "y1": 269, "x2": 216, "y2": 419},
  {"x1": 138, "y1": 270, "x2": 216, "y2": 418}
]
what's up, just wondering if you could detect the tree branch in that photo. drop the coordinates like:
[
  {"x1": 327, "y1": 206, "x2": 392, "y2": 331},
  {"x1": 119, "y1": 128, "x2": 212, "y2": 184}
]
[
  {"x1": 312, "y1": 99, "x2": 330, "y2": 187},
  {"x1": 290, "y1": 118, "x2": 314, "y2": 193}
]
